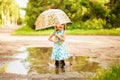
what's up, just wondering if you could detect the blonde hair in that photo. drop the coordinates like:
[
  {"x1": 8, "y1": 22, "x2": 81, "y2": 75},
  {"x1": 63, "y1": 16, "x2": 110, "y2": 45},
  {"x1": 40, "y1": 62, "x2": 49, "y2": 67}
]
[
  {"x1": 62, "y1": 24, "x2": 66, "y2": 30},
  {"x1": 54, "y1": 24, "x2": 66, "y2": 31}
]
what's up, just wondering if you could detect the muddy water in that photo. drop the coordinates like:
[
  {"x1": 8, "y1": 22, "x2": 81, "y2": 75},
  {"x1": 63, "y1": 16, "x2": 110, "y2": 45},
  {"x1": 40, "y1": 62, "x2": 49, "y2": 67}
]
[
  {"x1": 0, "y1": 47, "x2": 30, "y2": 75},
  {"x1": 0, "y1": 47, "x2": 101, "y2": 75},
  {"x1": 1, "y1": 47, "x2": 119, "y2": 75},
  {"x1": 27, "y1": 47, "x2": 101, "y2": 74}
]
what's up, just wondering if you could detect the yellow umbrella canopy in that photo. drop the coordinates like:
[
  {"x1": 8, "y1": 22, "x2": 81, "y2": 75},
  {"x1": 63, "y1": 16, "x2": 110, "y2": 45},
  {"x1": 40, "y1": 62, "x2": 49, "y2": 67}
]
[{"x1": 35, "y1": 9, "x2": 71, "y2": 30}]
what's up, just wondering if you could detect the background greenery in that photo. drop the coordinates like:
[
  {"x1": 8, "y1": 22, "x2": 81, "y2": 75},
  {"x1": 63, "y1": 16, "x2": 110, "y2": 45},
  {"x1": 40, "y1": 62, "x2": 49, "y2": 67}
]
[
  {"x1": 0, "y1": 0, "x2": 20, "y2": 27},
  {"x1": 13, "y1": 25, "x2": 120, "y2": 35},
  {"x1": 25, "y1": 0, "x2": 120, "y2": 30},
  {"x1": 91, "y1": 62, "x2": 120, "y2": 80},
  {"x1": 0, "y1": 0, "x2": 120, "y2": 35}
]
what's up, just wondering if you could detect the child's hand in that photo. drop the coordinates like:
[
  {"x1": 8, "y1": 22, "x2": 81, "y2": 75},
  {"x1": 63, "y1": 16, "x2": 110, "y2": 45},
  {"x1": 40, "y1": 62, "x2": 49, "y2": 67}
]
[
  {"x1": 55, "y1": 34, "x2": 60, "y2": 38},
  {"x1": 54, "y1": 39, "x2": 58, "y2": 43}
]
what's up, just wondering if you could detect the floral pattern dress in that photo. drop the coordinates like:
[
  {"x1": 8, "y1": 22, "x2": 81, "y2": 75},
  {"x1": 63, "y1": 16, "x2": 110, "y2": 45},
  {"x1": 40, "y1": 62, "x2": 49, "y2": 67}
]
[{"x1": 51, "y1": 30, "x2": 70, "y2": 60}]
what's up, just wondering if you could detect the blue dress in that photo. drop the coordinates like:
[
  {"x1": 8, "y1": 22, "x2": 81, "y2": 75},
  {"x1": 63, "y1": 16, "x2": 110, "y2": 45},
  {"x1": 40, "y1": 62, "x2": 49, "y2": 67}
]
[{"x1": 51, "y1": 30, "x2": 70, "y2": 60}]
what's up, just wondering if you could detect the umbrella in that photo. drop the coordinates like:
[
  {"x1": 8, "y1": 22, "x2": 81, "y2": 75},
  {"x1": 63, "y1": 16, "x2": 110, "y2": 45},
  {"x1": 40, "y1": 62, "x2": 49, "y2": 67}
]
[{"x1": 35, "y1": 9, "x2": 71, "y2": 30}]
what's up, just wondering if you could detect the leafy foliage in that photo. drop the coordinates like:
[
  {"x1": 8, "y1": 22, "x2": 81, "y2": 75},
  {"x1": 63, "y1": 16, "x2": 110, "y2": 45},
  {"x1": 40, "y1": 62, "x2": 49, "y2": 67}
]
[
  {"x1": 25, "y1": 0, "x2": 120, "y2": 29},
  {"x1": 25, "y1": 0, "x2": 82, "y2": 29},
  {"x1": 106, "y1": 0, "x2": 120, "y2": 28},
  {"x1": 0, "y1": 0, "x2": 20, "y2": 26}
]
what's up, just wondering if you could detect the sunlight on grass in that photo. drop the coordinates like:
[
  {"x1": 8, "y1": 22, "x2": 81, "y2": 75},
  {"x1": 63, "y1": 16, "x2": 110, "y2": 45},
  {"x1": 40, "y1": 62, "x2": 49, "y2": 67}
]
[
  {"x1": 90, "y1": 61, "x2": 120, "y2": 80},
  {"x1": 13, "y1": 26, "x2": 53, "y2": 35},
  {"x1": 13, "y1": 26, "x2": 120, "y2": 35},
  {"x1": 67, "y1": 29, "x2": 120, "y2": 35}
]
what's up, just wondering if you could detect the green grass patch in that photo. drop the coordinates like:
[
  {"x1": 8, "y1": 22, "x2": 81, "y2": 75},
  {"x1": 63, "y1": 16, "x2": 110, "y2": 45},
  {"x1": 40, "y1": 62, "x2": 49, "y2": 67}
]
[
  {"x1": 12, "y1": 26, "x2": 53, "y2": 35},
  {"x1": 67, "y1": 28, "x2": 120, "y2": 35},
  {"x1": 90, "y1": 62, "x2": 120, "y2": 80},
  {"x1": 13, "y1": 25, "x2": 120, "y2": 35}
]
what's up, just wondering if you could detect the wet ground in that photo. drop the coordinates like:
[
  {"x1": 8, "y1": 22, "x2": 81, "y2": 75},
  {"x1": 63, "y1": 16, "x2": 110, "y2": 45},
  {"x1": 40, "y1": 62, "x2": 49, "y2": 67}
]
[
  {"x1": 0, "y1": 47, "x2": 96, "y2": 79},
  {"x1": 0, "y1": 26, "x2": 120, "y2": 80},
  {"x1": 0, "y1": 47, "x2": 120, "y2": 80}
]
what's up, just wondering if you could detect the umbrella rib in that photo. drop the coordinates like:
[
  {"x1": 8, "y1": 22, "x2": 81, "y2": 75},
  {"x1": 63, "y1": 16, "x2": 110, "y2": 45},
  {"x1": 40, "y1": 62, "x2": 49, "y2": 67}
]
[{"x1": 35, "y1": 9, "x2": 71, "y2": 30}]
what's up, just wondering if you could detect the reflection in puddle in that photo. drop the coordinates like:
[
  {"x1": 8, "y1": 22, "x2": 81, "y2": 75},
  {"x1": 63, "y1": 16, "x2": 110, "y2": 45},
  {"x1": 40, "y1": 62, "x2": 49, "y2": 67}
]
[
  {"x1": 1, "y1": 47, "x2": 118, "y2": 75},
  {"x1": 0, "y1": 46, "x2": 30, "y2": 75},
  {"x1": 27, "y1": 47, "x2": 101, "y2": 74},
  {"x1": 6, "y1": 60, "x2": 29, "y2": 75}
]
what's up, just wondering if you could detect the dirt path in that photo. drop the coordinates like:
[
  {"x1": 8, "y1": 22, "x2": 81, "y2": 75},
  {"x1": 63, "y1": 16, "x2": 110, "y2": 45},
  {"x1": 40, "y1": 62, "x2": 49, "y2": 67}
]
[
  {"x1": 0, "y1": 26, "x2": 120, "y2": 57},
  {"x1": 0, "y1": 26, "x2": 120, "y2": 80}
]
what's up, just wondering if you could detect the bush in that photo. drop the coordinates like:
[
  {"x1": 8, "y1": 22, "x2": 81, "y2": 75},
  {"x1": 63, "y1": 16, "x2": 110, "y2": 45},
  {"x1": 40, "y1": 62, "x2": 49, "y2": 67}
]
[
  {"x1": 25, "y1": 16, "x2": 36, "y2": 29},
  {"x1": 105, "y1": 0, "x2": 120, "y2": 28}
]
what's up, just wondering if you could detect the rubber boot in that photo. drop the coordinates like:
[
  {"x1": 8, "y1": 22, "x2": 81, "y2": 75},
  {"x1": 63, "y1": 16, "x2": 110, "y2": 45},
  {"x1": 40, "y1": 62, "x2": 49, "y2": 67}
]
[
  {"x1": 55, "y1": 60, "x2": 59, "y2": 68},
  {"x1": 60, "y1": 60, "x2": 65, "y2": 68}
]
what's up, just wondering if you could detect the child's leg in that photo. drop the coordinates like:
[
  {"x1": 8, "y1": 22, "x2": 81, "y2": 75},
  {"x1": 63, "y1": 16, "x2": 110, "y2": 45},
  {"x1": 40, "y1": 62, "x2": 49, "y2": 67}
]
[
  {"x1": 55, "y1": 60, "x2": 59, "y2": 68},
  {"x1": 55, "y1": 67, "x2": 59, "y2": 74},
  {"x1": 60, "y1": 60, "x2": 65, "y2": 68}
]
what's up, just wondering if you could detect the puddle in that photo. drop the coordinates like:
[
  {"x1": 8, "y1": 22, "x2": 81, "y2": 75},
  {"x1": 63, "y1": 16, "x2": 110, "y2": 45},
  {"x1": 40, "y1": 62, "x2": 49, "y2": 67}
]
[
  {"x1": 0, "y1": 47, "x2": 119, "y2": 75},
  {"x1": 0, "y1": 47, "x2": 30, "y2": 75}
]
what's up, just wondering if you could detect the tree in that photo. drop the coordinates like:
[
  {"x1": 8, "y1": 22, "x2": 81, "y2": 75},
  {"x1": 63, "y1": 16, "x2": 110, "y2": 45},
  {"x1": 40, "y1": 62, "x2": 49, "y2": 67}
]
[
  {"x1": 109, "y1": 0, "x2": 120, "y2": 28},
  {"x1": 0, "y1": 0, "x2": 20, "y2": 27},
  {"x1": 80, "y1": 0, "x2": 108, "y2": 29},
  {"x1": 25, "y1": 0, "x2": 83, "y2": 29},
  {"x1": 110, "y1": 0, "x2": 117, "y2": 7},
  {"x1": 104, "y1": 0, "x2": 120, "y2": 28},
  {"x1": 25, "y1": 0, "x2": 120, "y2": 29}
]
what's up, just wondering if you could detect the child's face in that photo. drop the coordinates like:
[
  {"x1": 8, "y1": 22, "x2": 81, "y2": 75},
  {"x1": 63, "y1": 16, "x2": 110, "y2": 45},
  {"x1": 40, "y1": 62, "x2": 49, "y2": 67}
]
[{"x1": 55, "y1": 24, "x2": 63, "y2": 31}]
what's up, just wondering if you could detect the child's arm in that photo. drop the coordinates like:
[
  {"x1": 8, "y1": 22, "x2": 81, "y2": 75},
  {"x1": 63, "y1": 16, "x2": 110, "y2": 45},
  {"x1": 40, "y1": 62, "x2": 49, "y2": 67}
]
[
  {"x1": 48, "y1": 33, "x2": 55, "y2": 42},
  {"x1": 48, "y1": 32, "x2": 58, "y2": 43},
  {"x1": 55, "y1": 31, "x2": 66, "y2": 42}
]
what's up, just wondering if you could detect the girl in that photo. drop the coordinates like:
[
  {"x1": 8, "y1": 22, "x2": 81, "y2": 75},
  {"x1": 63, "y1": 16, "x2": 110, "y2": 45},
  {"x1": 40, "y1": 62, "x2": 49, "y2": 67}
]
[{"x1": 48, "y1": 24, "x2": 70, "y2": 68}]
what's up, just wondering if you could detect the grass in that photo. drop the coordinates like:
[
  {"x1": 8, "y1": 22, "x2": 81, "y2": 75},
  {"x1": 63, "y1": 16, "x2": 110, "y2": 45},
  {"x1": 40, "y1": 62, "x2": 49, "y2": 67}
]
[
  {"x1": 67, "y1": 28, "x2": 120, "y2": 35},
  {"x1": 13, "y1": 25, "x2": 120, "y2": 35},
  {"x1": 90, "y1": 62, "x2": 120, "y2": 80},
  {"x1": 12, "y1": 26, "x2": 53, "y2": 35}
]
